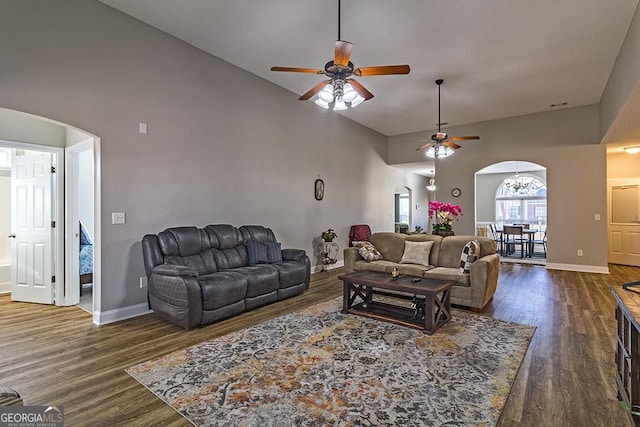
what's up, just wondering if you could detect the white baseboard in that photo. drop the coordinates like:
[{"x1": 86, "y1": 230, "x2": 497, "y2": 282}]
[
  {"x1": 93, "y1": 302, "x2": 153, "y2": 325},
  {"x1": 0, "y1": 282, "x2": 10, "y2": 294},
  {"x1": 545, "y1": 263, "x2": 610, "y2": 274},
  {"x1": 312, "y1": 260, "x2": 345, "y2": 274}
]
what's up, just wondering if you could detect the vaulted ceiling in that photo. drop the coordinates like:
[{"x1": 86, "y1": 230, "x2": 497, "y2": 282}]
[{"x1": 101, "y1": 0, "x2": 639, "y2": 141}]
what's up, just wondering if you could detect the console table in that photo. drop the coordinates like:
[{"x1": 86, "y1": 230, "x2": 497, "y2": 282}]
[{"x1": 611, "y1": 286, "x2": 640, "y2": 426}]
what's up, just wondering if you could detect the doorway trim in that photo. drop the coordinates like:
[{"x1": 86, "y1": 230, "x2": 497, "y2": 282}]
[
  {"x1": 65, "y1": 139, "x2": 99, "y2": 314},
  {"x1": 0, "y1": 139, "x2": 64, "y2": 305}
]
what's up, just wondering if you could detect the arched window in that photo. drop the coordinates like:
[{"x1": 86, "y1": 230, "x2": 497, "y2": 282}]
[{"x1": 495, "y1": 174, "x2": 547, "y2": 229}]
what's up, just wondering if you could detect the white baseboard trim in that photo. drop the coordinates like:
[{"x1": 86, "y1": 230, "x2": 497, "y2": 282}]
[
  {"x1": 0, "y1": 282, "x2": 10, "y2": 294},
  {"x1": 545, "y1": 263, "x2": 610, "y2": 274},
  {"x1": 93, "y1": 302, "x2": 153, "y2": 325},
  {"x1": 312, "y1": 260, "x2": 345, "y2": 274}
]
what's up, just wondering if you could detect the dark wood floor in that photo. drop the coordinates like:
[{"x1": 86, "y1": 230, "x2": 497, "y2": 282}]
[{"x1": 0, "y1": 263, "x2": 637, "y2": 426}]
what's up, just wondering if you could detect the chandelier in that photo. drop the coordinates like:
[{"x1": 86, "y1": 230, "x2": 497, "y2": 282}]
[
  {"x1": 426, "y1": 177, "x2": 437, "y2": 191},
  {"x1": 504, "y1": 172, "x2": 533, "y2": 192}
]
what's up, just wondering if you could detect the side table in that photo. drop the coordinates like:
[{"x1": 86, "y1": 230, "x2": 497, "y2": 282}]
[{"x1": 318, "y1": 241, "x2": 339, "y2": 271}]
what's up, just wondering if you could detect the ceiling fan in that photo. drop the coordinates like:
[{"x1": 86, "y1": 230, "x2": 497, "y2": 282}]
[
  {"x1": 416, "y1": 79, "x2": 480, "y2": 158},
  {"x1": 270, "y1": 0, "x2": 410, "y2": 111}
]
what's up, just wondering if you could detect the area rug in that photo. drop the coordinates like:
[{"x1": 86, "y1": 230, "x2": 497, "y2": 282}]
[{"x1": 126, "y1": 299, "x2": 535, "y2": 426}]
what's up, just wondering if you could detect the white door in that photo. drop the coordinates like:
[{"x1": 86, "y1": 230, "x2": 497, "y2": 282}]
[
  {"x1": 608, "y1": 180, "x2": 640, "y2": 266},
  {"x1": 10, "y1": 150, "x2": 54, "y2": 304}
]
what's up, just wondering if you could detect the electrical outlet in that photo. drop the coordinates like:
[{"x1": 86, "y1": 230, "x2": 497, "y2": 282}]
[
  {"x1": 139, "y1": 276, "x2": 148, "y2": 288},
  {"x1": 577, "y1": 249, "x2": 583, "y2": 257}
]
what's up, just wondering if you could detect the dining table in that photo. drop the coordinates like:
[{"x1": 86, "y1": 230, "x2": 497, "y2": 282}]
[{"x1": 495, "y1": 227, "x2": 539, "y2": 258}]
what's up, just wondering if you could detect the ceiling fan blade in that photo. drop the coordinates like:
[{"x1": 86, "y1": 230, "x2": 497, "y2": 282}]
[
  {"x1": 298, "y1": 80, "x2": 330, "y2": 101},
  {"x1": 347, "y1": 79, "x2": 374, "y2": 100},
  {"x1": 450, "y1": 136, "x2": 480, "y2": 141},
  {"x1": 415, "y1": 142, "x2": 433, "y2": 151},
  {"x1": 334, "y1": 40, "x2": 353, "y2": 66},
  {"x1": 444, "y1": 140, "x2": 461, "y2": 150},
  {"x1": 271, "y1": 66, "x2": 324, "y2": 74},
  {"x1": 354, "y1": 65, "x2": 411, "y2": 76}
]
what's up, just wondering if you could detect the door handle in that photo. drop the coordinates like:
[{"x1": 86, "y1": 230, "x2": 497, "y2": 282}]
[{"x1": 8, "y1": 234, "x2": 16, "y2": 238}]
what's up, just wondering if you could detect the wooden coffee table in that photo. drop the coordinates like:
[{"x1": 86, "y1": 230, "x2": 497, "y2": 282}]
[{"x1": 338, "y1": 271, "x2": 454, "y2": 335}]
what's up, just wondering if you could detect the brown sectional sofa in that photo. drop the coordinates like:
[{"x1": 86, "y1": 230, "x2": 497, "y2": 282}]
[{"x1": 344, "y1": 232, "x2": 499, "y2": 310}]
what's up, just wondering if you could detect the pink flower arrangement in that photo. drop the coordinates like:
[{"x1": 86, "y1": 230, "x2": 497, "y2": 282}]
[{"x1": 428, "y1": 201, "x2": 463, "y2": 232}]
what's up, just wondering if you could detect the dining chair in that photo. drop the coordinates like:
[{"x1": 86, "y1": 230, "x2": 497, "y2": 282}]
[
  {"x1": 488, "y1": 223, "x2": 503, "y2": 253},
  {"x1": 532, "y1": 230, "x2": 547, "y2": 257},
  {"x1": 502, "y1": 225, "x2": 526, "y2": 258}
]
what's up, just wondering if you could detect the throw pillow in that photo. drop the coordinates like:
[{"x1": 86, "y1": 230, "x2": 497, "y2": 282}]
[
  {"x1": 399, "y1": 241, "x2": 433, "y2": 267},
  {"x1": 265, "y1": 242, "x2": 283, "y2": 263},
  {"x1": 460, "y1": 240, "x2": 481, "y2": 274},
  {"x1": 246, "y1": 240, "x2": 268, "y2": 266},
  {"x1": 353, "y1": 241, "x2": 383, "y2": 262}
]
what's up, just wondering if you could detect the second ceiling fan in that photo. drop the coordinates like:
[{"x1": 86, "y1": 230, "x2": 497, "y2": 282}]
[
  {"x1": 271, "y1": 0, "x2": 410, "y2": 111},
  {"x1": 416, "y1": 79, "x2": 480, "y2": 158}
]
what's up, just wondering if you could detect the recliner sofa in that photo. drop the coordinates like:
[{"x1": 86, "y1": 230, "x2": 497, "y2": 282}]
[{"x1": 142, "y1": 224, "x2": 311, "y2": 329}]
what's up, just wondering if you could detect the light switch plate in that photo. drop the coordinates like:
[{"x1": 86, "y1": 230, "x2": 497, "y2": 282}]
[{"x1": 112, "y1": 212, "x2": 125, "y2": 224}]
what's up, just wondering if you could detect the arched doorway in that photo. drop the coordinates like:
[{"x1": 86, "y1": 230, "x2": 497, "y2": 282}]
[
  {"x1": 0, "y1": 107, "x2": 101, "y2": 315},
  {"x1": 476, "y1": 161, "x2": 547, "y2": 263}
]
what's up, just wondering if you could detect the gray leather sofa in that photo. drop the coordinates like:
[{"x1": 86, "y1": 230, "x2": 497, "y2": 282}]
[{"x1": 142, "y1": 224, "x2": 311, "y2": 329}]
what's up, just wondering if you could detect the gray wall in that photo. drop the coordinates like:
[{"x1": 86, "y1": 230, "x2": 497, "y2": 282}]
[
  {"x1": 600, "y1": 2, "x2": 640, "y2": 140},
  {"x1": 389, "y1": 105, "x2": 608, "y2": 269},
  {"x1": 0, "y1": 0, "x2": 427, "y2": 312}
]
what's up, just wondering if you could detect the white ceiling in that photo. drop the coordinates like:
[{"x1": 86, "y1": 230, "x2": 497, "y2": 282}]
[{"x1": 100, "y1": 0, "x2": 639, "y2": 139}]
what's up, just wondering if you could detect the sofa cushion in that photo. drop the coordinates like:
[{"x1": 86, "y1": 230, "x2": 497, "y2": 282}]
[
  {"x1": 205, "y1": 224, "x2": 245, "y2": 249},
  {"x1": 199, "y1": 271, "x2": 248, "y2": 310},
  {"x1": 246, "y1": 240, "x2": 268, "y2": 265},
  {"x1": 353, "y1": 241, "x2": 383, "y2": 262},
  {"x1": 424, "y1": 267, "x2": 471, "y2": 287},
  {"x1": 354, "y1": 260, "x2": 397, "y2": 273},
  {"x1": 239, "y1": 225, "x2": 277, "y2": 244},
  {"x1": 459, "y1": 240, "x2": 480, "y2": 274},
  {"x1": 234, "y1": 265, "x2": 279, "y2": 297},
  {"x1": 438, "y1": 236, "x2": 494, "y2": 268},
  {"x1": 400, "y1": 241, "x2": 433, "y2": 267},
  {"x1": 369, "y1": 233, "x2": 407, "y2": 262},
  {"x1": 271, "y1": 261, "x2": 307, "y2": 288},
  {"x1": 396, "y1": 264, "x2": 433, "y2": 276}
]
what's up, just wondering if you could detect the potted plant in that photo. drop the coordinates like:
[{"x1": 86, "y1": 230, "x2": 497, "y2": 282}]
[
  {"x1": 321, "y1": 228, "x2": 337, "y2": 242},
  {"x1": 428, "y1": 201, "x2": 463, "y2": 236}
]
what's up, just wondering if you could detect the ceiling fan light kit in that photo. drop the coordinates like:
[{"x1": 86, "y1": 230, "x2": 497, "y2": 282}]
[{"x1": 271, "y1": 0, "x2": 410, "y2": 111}]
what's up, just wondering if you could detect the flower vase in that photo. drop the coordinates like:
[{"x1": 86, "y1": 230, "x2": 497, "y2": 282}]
[{"x1": 433, "y1": 230, "x2": 455, "y2": 237}]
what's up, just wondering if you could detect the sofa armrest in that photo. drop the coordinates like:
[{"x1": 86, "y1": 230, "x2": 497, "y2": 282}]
[
  {"x1": 344, "y1": 247, "x2": 362, "y2": 272},
  {"x1": 151, "y1": 264, "x2": 199, "y2": 278},
  {"x1": 148, "y1": 265, "x2": 203, "y2": 329},
  {"x1": 282, "y1": 248, "x2": 306, "y2": 262},
  {"x1": 469, "y1": 253, "x2": 500, "y2": 309}
]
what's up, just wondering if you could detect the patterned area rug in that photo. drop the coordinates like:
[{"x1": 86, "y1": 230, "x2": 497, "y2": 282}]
[{"x1": 126, "y1": 299, "x2": 535, "y2": 426}]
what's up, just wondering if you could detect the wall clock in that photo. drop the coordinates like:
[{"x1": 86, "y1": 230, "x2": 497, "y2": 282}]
[
  {"x1": 451, "y1": 188, "x2": 461, "y2": 197},
  {"x1": 314, "y1": 179, "x2": 324, "y2": 200}
]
